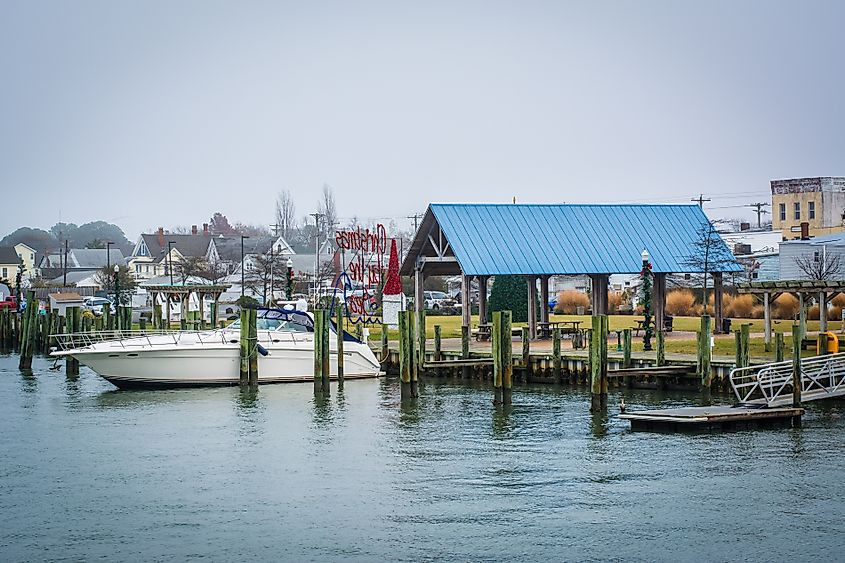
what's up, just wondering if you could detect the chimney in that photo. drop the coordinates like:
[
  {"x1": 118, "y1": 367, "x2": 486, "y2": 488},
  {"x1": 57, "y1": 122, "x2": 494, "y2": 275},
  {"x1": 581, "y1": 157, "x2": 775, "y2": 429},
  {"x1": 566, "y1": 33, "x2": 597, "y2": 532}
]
[
  {"x1": 203, "y1": 223, "x2": 209, "y2": 236},
  {"x1": 800, "y1": 222, "x2": 810, "y2": 240},
  {"x1": 157, "y1": 227, "x2": 164, "y2": 247},
  {"x1": 740, "y1": 222, "x2": 750, "y2": 231},
  {"x1": 191, "y1": 225, "x2": 198, "y2": 235}
]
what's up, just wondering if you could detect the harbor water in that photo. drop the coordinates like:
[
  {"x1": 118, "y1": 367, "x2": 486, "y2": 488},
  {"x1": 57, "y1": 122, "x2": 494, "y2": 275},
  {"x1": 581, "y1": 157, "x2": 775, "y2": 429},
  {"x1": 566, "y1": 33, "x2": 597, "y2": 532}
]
[{"x1": 1, "y1": 354, "x2": 843, "y2": 562}]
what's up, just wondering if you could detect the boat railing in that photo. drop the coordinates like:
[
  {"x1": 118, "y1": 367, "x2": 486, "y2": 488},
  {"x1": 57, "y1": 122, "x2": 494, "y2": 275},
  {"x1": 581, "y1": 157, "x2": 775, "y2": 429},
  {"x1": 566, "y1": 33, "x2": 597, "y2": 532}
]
[{"x1": 51, "y1": 327, "x2": 315, "y2": 352}]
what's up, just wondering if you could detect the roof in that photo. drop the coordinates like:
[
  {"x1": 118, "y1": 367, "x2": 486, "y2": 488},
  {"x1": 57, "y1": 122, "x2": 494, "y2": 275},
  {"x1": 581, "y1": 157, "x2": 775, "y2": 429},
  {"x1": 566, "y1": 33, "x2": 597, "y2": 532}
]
[
  {"x1": 780, "y1": 232, "x2": 845, "y2": 246},
  {"x1": 70, "y1": 248, "x2": 126, "y2": 268},
  {"x1": 212, "y1": 236, "x2": 278, "y2": 262},
  {"x1": 0, "y1": 246, "x2": 21, "y2": 265},
  {"x1": 49, "y1": 292, "x2": 84, "y2": 302},
  {"x1": 141, "y1": 234, "x2": 213, "y2": 261},
  {"x1": 49, "y1": 270, "x2": 101, "y2": 286},
  {"x1": 401, "y1": 203, "x2": 742, "y2": 276}
]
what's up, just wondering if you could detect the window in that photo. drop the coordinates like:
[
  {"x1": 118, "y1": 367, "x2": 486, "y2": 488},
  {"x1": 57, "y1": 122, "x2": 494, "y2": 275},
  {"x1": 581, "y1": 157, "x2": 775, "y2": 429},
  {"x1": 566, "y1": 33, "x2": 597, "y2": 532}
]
[
  {"x1": 809, "y1": 201, "x2": 816, "y2": 220},
  {"x1": 30, "y1": 253, "x2": 34, "y2": 261},
  {"x1": 1, "y1": 268, "x2": 6, "y2": 277},
  {"x1": 794, "y1": 202, "x2": 801, "y2": 220},
  {"x1": 779, "y1": 203, "x2": 786, "y2": 221}
]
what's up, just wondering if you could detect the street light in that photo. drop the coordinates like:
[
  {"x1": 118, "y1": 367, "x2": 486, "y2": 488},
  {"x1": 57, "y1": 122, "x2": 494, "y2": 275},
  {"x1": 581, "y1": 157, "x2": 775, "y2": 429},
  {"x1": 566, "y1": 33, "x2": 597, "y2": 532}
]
[
  {"x1": 641, "y1": 248, "x2": 653, "y2": 351},
  {"x1": 286, "y1": 257, "x2": 293, "y2": 300},
  {"x1": 240, "y1": 235, "x2": 250, "y2": 298},
  {"x1": 106, "y1": 241, "x2": 113, "y2": 270},
  {"x1": 113, "y1": 263, "x2": 120, "y2": 331}
]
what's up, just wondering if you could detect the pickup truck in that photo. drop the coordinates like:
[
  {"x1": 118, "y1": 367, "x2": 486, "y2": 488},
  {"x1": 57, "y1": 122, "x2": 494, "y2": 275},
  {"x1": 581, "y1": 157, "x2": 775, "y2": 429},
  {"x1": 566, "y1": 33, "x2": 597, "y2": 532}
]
[{"x1": 0, "y1": 295, "x2": 18, "y2": 312}]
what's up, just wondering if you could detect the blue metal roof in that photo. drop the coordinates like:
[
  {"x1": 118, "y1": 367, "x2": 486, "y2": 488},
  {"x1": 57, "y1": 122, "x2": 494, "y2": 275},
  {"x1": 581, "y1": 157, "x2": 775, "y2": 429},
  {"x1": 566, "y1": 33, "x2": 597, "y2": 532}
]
[{"x1": 428, "y1": 203, "x2": 742, "y2": 276}]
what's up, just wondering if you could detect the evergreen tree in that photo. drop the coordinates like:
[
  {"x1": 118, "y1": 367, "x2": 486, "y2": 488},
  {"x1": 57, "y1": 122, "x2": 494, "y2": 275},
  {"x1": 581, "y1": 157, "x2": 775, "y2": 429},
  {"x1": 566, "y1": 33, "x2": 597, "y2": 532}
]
[{"x1": 488, "y1": 275, "x2": 530, "y2": 323}]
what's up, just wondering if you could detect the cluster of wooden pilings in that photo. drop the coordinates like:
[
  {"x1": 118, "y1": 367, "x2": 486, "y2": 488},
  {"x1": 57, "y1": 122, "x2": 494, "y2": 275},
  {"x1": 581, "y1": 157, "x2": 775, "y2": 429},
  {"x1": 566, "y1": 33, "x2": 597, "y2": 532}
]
[
  {"x1": 311, "y1": 306, "x2": 349, "y2": 396},
  {"x1": 238, "y1": 308, "x2": 259, "y2": 385}
]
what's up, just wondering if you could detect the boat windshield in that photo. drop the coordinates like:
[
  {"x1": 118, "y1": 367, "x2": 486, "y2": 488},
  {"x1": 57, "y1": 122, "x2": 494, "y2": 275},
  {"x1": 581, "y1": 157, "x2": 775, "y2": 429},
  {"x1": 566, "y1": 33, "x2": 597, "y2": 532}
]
[{"x1": 227, "y1": 308, "x2": 314, "y2": 332}]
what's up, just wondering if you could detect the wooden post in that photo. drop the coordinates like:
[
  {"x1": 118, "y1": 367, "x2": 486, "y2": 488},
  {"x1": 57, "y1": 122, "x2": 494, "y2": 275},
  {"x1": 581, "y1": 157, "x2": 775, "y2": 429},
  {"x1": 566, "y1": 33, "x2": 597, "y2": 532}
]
[
  {"x1": 798, "y1": 293, "x2": 807, "y2": 341},
  {"x1": 590, "y1": 315, "x2": 607, "y2": 412},
  {"x1": 460, "y1": 274, "x2": 471, "y2": 331},
  {"x1": 434, "y1": 325, "x2": 442, "y2": 362},
  {"x1": 248, "y1": 308, "x2": 259, "y2": 385},
  {"x1": 65, "y1": 306, "x2": 80, "y2": 376},
  {"x1": 698, "y1": 315, "x2": 712, "y2": 389},
  {"x1": 408, "y1": 311, "x2": 418, "y2": 397},
  {"x1": 240, "y1": 308, "x2": 250, "y2": 385},
  {"x1": 336, "y1": 304, "x2": 344, "y2": 390},
  {"x1": 313, "y1": 309, "x2": 324, "y2": 394},
  {"x1": 416, "y1": 310, "x2": 426, "y2": 378},
  {"x1": 713, "y1": 272, "x2": 724, "y2": 334},
  {"x1": 208, "y1": 302, "x2": 216, "y2": 332},
  {"x1": 492, "y1": 311, "x2": 503, "y2": 405},
  {"x1": 461, "y1": 324, "x2": 469, "y2": 379},
  {"x1": 775, "y1": 332, "x2": 785, "y2": 362},
  {"x1": 740, "y1": 323, "x2": 750, "y2": 368},
  {"x1": 622, "y1": 328, "x2": 632, "y2": 369},
  {"x1": 763, "y1": 292, "x2": 772, "y2": 351},
  {"x1": 526, "y1": 276, "x2": 538, "y2": 340},
  {"x1": 521, "y1": 326, "x2": 530, "y2": 381},
  {"x1": 656, "y1": 330, "x2": 665, "y2": 367},
  {"x1": 103, "y1": 302, "x2": 112, "y2": 331},
  {"x1": 792, "y1": 325, "x2": 802, "y2": 410},
  {"x1": 817, "y1": 332, "x2": 830, "y2": 356},
  {"x1": 653, "y1": 273, "x2": 666, "y2": 334},
  {"x1": 18, "y1": 291, "x2": 36, "y2": 370},
  {"x1": 380, "y1": 323, "x2": 389, "y2": 369},
  {"x1": 819, "y1": 291, "x2": 828, "y2": 333},
  {"x1": 502, "y1": 310, "x2": 513, "y2": 405},
  {"x1": 552, "y1": 327, "x2": 561, "y2": 384},
  {"x1": 398, "y1": 311, "x2": 411, "y2": 400},
  {"x1": 320, "y1": 308, "x2": 330, "y2": 395},
  {"x1": 478, "y1": 276, "x2": 489, "y2": 325}
]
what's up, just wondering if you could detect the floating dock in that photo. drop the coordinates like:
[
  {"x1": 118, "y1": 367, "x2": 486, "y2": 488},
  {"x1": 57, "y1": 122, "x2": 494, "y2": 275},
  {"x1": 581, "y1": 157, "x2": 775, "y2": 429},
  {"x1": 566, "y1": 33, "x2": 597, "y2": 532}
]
[{"x1": 620, "y1": 405, "x2": 804, "y2": 432}]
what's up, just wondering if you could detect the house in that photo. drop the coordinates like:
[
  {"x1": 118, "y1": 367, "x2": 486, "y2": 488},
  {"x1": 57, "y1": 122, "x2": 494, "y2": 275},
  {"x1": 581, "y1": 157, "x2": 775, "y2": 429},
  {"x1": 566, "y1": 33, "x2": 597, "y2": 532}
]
[
  {"x1": 771, "y1": 177, "x2": 845, "y2": 239},
  {"x1": 49, "y1": 270, "x2": 104, "y2": 290},
  {"x1": 779, "y1": 232, "x2": 845, "y2": 280},
  {"x1": 15, "y1": 243, "x2": 37, "y2": 280},
  {"x1": 48, "y1": 292, "x2": 85, "y2": 316},
  {"x1": 39, "y1": 248, "x2": 126, "y2": 280},
  {"x1": 0, "y1": 246, "x2": 22, "y2": 282}
]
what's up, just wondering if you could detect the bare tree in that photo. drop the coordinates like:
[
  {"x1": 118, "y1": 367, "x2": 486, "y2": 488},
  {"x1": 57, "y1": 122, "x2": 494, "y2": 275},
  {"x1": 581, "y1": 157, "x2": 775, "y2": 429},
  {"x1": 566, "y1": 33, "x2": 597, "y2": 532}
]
[
  {"x1": 175, "y1": 256, "x2": 209, "y2": 283},
  {"x1": 318, "y1": 183, "x2": 338, "y2": 234},
  {"x1": 795, "y1": 250, "x2": 841, "y2": 280},
  {"x1": 275, "y1": 189, "x2": 297, "y2": 241},
  {"x1": 683, "y1": 221, "x2": 735, "y2": 306},
  {"x1": 95, "y1": 265, "x2": 138, "y2": 306},
  {"x1": 244, "y1": 252, "x2": 290, "y2": 305}
]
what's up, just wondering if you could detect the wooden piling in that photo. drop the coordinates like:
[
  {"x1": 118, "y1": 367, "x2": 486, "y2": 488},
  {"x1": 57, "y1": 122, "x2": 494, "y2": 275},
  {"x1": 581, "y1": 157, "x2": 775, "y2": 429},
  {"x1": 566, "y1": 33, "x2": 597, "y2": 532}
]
[
  {"x1": 817, "y1": 332, "x2": 830, "y2": 356},
  {"x1": 461, "y1": 325, "x2": 469, "y2": 379},
  {"x1": 502, "y1": 311, "x2": 513, "y2": 404},
  {"x1": 552, "y1": 327, "x2": 561, "y2": 384},
  {"x1": 380, "y1": 323, "x2": 389, "y2": 369},
  {"x1": 65, "y1": 306, "x2": 80, "y2": 376},
  {"x1": 313, "y1": 309, "x2": 323, "y2": 394},
  {"x1": 775, "y1": 332, "x2": 785, "y2": 363},
  {"x1": 735, "y1": 324, "x2": 750, "y2": 368},
  {"x1": 248, "y1": 308, "x2": 259, "y2": 385},
  {"x1": 792, "y1": 324, "x2": 802, "y2": 409},
  {"x1": 398, "y1": 311, "x2": 411, "y2": 400},
  {"x1": 434, "y1": 325, "x2": 442, "y2": 362},
  {"x1": 590, "y1": 315, "x2": 608, "y2": 412},
  {"x1": 698, "y1": 315, "x2": 712, "y2": 390},
  {"x1": 656, "y1": 330, "x2": 665, "y2": 367},
  {"x1": 239, "y1": 307, "x2": 249, "y2": 385},
  {"x1": 622, "y1": 328, "x2": 632, "y2": 368},
  {"x1": 103, "y1": 302, "x2": 112, "y2": 331},
  {"x1": 492, "y1": 311, "x2": 503, "y2": 404},
  {"x1": 416, "y1": 310, "x2": 426, "y2": 377},
  {"x1": 321, "y1": 309, "x2": 330, "y2": 394},
  {"x1": 521, "y1": 326, "x2": 530, "y2": 381},
  {"x1": 18, "y1": 291, "x2": 36, "y2": 370},
  {"x1": 335, "y1": 304, "x2": 344, "y2": 389}
]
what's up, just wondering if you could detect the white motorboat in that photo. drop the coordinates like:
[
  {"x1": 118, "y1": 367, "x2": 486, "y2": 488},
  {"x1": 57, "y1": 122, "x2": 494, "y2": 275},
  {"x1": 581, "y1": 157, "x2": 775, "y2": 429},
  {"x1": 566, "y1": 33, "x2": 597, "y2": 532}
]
[{"x1": 51, "y1": 308, "x2": 382, "y2": 388}]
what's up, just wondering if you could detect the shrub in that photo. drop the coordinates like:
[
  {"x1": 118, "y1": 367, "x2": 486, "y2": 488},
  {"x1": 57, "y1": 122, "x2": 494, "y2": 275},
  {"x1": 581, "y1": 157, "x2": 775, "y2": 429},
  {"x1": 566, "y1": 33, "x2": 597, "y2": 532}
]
[
  {"x1": 489, "y1": 275, "x2": 532, "y2": 323},
  {"x1": 809, "y1": 305, "x2": 820, "y2": 320},
  {"x1": 666, "y1": 289, "x2": 697, "y2": 316},
  {"x1": 726, "y1": 294, "x2": 756, "y2": 318},
  {"x1": 555, "y1": 290, "x2": 590, "y2": 315},
  {"x1": 773, "y1": 294, "x2": 799, "y2": 319},
  {"x1": 750, "y1": 305, "x2": 765, "y2": 319},
  {"x1": 608, "y1": 291, "x2": 626, "y2": 314}
]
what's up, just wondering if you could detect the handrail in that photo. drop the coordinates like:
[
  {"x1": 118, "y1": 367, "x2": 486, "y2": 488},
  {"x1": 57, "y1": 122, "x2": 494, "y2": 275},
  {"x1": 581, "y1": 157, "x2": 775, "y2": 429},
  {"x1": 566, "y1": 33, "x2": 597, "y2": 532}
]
[{"x1": 729, "y1": 352, "x2": 845, "y2": 406}]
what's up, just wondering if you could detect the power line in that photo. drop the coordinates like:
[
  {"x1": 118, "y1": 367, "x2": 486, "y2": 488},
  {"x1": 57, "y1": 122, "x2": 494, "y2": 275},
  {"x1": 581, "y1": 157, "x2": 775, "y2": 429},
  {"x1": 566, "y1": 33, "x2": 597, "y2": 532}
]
[
  {"x1": 407, "y1": 213, "x2": 423, "y2": 233},
  {"x1": 747, "y1": 202, "x2": 771, "y2": 229},
  {"x1": 692, "y1": 194, "x2": 711, "y2": 208}
]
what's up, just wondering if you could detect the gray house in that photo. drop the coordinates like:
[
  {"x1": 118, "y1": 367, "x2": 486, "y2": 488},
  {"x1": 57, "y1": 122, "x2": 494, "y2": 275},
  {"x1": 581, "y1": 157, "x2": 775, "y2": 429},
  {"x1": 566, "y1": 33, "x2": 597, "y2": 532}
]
[{"x1": 779, "y1": 232, "x2": 845, "y2": 280}]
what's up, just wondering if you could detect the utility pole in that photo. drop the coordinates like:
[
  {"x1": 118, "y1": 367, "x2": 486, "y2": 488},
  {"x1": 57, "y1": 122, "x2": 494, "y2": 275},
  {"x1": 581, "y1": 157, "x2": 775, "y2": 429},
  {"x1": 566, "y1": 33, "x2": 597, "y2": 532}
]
[
  {"x1": 747, "y1": 202, "x2": 770, "y2": 229},
  {"x1": 310, "y1": 212, "x2": 324, "y2": 302},
  {"x1": 407, "y1": 213, "x2": 423, "y2": 233},
  {"x1": 63, "y1": 240, "x2": 69, "y2": 287},
  {"x1": 270, "y1": 223, "x2": 281, "y2": 237},
  {"x1": 692, "y1": 194, "x2": 711, "y2": 208}
]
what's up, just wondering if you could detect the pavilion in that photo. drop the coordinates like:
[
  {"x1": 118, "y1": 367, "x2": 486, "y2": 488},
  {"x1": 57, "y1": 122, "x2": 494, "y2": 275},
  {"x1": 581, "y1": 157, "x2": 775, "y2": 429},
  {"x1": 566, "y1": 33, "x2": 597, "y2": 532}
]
[{"x1": 399, "y1": 203, "x2": 742, "y2": 337}]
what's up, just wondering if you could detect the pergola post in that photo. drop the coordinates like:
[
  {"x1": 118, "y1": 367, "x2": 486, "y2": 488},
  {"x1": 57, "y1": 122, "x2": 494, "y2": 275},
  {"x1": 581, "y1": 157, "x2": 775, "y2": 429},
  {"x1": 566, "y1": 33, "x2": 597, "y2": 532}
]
[
  {"x1": 461, "y1": 274, "x2": 472, "y2": 329},
  {"x1": 819, "y1": 291, "x2": 827, "y2": 333},
  {"x1": 589, "y1": 274, "x2": 608, "y2": 316},
  {"x1": 478, "y1": 276, "x2": 489, "y2": 325},
  {"x1": 764, "y1": 292, "x2": 772, "y2": 350},
  {"x1": 654, "y1": 273, "x2": 666, "y2": 332},
  {"x1": 527, "y1": 275, "x2": 538, "y2": 340},
  {"x1": 540, "y1": 275, "x2": 550, "y2": 326},
  {"x1": 414, "y1": 264, "x2": 425, "y2": 313},
  {"x1": 713, "y1": 272, "x2": 724, "y2": 334},
  {"x1": 798, "y1": 293, "x2": 807, "y2": 340}
]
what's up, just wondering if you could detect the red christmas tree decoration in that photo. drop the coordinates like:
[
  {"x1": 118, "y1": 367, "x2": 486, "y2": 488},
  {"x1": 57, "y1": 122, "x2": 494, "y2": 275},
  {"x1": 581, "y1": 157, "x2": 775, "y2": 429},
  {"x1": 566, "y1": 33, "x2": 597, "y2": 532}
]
[{"x1": 383, "y1": 239, "x2": 402, "y2": 295}]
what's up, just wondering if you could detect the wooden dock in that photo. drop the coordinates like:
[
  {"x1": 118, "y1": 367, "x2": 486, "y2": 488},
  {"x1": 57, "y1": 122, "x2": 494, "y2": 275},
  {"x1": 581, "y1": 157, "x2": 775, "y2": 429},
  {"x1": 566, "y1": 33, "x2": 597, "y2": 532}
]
[{"x1": 620, "y1": 405, "x2": 804, "y2": 432}]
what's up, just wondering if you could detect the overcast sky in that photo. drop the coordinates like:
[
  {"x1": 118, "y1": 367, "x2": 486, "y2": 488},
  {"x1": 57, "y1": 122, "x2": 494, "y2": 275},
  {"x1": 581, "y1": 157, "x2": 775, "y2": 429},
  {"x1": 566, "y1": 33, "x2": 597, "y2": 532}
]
[{"x1": 2, "y1": 0, "x2": 844, "y2": 239}]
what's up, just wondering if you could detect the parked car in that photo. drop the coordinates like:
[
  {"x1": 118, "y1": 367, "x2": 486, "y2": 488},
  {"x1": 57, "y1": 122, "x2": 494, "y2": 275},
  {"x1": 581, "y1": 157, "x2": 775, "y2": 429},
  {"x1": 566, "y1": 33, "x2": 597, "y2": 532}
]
[
  {"x1": 424, "y1": 291, "x2": 456, "y2": 310},
  {"x1": 0, "y1": 295, "x2": 17, "y2": 312},
  {"x1": 83, "y1": 296, "x2": 113, "y2": 316}
]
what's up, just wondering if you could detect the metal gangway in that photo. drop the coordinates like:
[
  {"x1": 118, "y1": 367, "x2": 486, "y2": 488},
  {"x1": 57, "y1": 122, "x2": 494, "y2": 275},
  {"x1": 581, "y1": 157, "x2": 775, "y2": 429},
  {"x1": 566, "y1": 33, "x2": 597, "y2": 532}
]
[{"x1": 729, "y1": 352, "x2": 845, "y2": 407}]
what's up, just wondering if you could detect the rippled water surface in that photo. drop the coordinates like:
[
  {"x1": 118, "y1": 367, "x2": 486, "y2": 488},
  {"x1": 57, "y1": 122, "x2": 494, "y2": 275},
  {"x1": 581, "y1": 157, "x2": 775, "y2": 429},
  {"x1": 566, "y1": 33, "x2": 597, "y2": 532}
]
[{"x1": 1, "y1": 355, "x2": 844, "y2": 561}]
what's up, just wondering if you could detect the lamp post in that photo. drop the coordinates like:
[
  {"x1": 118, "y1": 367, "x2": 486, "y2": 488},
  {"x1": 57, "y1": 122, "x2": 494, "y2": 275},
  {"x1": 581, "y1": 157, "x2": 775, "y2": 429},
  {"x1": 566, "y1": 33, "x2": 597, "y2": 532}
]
[
  {"x1": 113, "y1": 264, "x2": 120, "y2": 331},
  {"x1": 166, "y1": 241, "x2": 175, "y2": 286},
  {"x1": 286, "y1": 258, "x2": 293, "y2": 300},
  {"x1": 240, "y1": 235, "x2": 249, "y2": 298},
  {"x1": 641, "y1": 249, "x2": 653, "y2": 351}
]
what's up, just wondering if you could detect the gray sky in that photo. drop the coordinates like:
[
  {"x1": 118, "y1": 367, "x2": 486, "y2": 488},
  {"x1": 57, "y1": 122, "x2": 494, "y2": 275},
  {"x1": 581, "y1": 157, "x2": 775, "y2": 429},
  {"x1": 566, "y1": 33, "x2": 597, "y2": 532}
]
[{"x1": 2, "y1": 0, "x2": 844, "y2": 240}]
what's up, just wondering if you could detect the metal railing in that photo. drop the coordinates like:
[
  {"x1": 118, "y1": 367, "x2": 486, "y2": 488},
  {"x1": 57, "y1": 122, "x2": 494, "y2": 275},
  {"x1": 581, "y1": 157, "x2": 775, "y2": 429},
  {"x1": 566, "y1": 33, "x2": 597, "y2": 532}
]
[
  {"x1": 51, "y1": 327, "x2": 315, "y2": 352},
  {"x1": 729, "y1": 352, "x2": 845, "y2": 406}
]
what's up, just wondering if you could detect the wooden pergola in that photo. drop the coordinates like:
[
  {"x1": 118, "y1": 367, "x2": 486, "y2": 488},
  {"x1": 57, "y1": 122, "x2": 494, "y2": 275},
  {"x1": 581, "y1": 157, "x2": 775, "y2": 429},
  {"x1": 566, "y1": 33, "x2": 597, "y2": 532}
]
[
  {"x1": 143, "y1": 283, "x2": 231, "y2": 328},
  {"x1": 738, "y1": 280, "x2": 845, "y2": 345}
]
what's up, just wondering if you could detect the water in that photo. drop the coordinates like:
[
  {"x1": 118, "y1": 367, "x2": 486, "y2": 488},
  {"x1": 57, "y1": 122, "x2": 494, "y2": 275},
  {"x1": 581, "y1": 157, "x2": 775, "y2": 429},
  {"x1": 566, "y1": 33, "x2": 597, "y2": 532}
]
[{"x1": 1, "y1": 355, "x2": 843, "y2": 562}]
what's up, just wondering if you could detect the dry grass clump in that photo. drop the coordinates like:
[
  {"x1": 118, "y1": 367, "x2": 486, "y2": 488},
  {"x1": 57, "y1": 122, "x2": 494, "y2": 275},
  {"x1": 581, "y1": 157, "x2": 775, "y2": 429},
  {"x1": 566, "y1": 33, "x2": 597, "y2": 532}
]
[
  {"x1": 809, "y1": 305, "x2": 820, "y2": 320},
  {"x1": 666, "y1": 289, "x2": 699, "y2": 316},
  {"x1": 750, "y1": 305, "x2": 765, "y2": 319},
  {"x1": 773, "y1": 294, "x2": 799, "y2": 319},
  {"x1": 726, "y1": 294, "x2": 756, "y2": 318},
  {"x1": 608, "y1": 291, "x2": 626, "y2": 314},
  {"x1": 555, "y1": 290, "x2": 589, "y2": 314}
]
